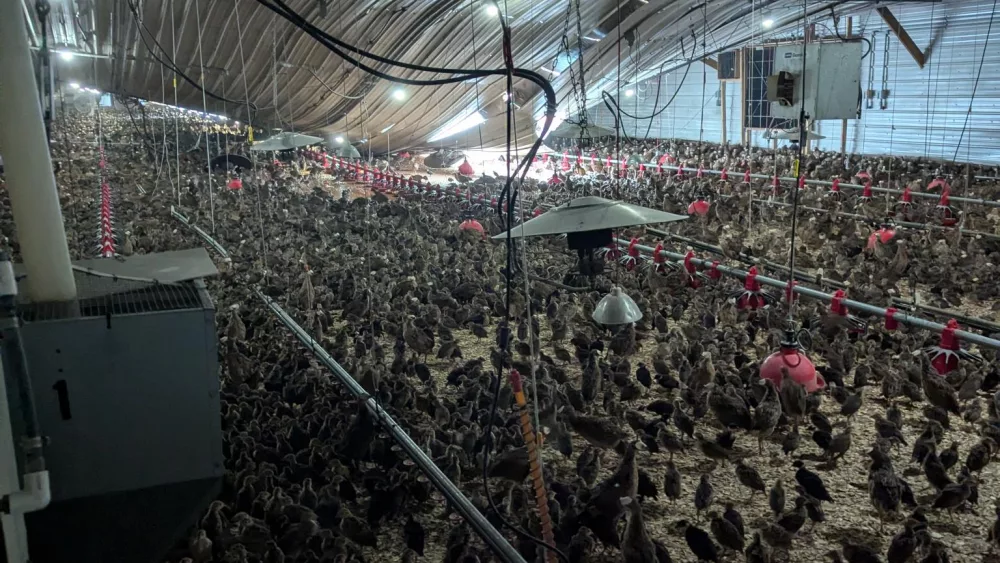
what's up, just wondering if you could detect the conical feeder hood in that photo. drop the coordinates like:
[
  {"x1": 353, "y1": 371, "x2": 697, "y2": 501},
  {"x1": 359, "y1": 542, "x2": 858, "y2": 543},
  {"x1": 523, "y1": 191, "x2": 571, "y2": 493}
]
[
  {"x1": 491, "y1": 196, "x2": 687, "y2": 240},
  {"x1": 250, "y1": 131, "x2": 324, "y2": 151},
  {"x1": 592, "y1": 286, "x2": 642, "y2": 325}
]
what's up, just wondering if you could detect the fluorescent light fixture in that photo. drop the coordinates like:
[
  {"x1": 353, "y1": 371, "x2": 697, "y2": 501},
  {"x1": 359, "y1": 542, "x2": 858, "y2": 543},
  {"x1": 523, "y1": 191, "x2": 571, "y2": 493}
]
[
  {"x1": 334, "y1": 136, "x2": 344, "y2": 143},
  {"x1": 540, "y1": 67, "x2": 561, "y2": 76},
  {"x1": 428, "y1": 110, "x2": 486, "y2": 142},
  {"x1": 70, "y1": 82, "x2": 80, "y2": 89},
  {"x1": 583, "y1": 36, "x2": 600, "y2": 42},
  {"x1": 486, "y1": 4, "x2": 499, "y2": 16},
  {"x1": 392, "y1": 88, "x2": 406, "y2": 101},
  {"x1": 59, "y1": 51, "x2": 74, "y2": 61},
  {"x1": 762, "y1": 17, "x2": 775, "y2": 29},
  {"x1": 625, "y1": 89, "x2": 635, "y2": 97},
  {"x1": 380, "y1": 123, "x2": 395, "y2": 133}
]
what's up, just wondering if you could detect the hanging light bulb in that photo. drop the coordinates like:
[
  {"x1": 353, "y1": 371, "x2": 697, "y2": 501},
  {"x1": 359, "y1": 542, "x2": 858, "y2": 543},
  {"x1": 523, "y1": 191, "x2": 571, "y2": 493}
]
[
  {"x1": 592, "y1": 286, "x2": 642, "y2": 325},
  {"x1": 486, "y1": 4, "x2": 499, "y2": 17},
  {"x1": 392, "y1": 89, "x2": 406, "y2": 101},
  {"x1": 334, "y1": 136, "x2": 344, "y2": 144},
  {"x1": 762, "y1": 16, "x2": 775, "y2": 29},
  {"x1": 59, "y1": 51, "x2": 75, "y2": 61},
  {"x1": 624, "y1": 89, "x2": 635, "y2": 97}
]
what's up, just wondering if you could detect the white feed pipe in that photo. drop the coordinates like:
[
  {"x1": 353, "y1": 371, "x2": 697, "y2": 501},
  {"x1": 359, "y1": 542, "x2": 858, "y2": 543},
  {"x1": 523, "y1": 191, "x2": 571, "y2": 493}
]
[{"x1": 0, "y1": 0, "x2": 76, "y2": 302}]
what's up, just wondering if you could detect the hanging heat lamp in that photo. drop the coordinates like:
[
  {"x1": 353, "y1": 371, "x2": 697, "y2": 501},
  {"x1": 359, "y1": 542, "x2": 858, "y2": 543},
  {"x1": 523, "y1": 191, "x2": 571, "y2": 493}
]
[
  {"x1": 687, "y1": 196, "x2": 710, "y2": 216},
  {"x1": 492, "y1": 196, "x2": 687, "y2": 324},
  {"x1": 458, "y1": 159, "x2": 475, "y2": 176},
  {"x1": 759, "y1": 331, "x2": 824, "y2": 392}
]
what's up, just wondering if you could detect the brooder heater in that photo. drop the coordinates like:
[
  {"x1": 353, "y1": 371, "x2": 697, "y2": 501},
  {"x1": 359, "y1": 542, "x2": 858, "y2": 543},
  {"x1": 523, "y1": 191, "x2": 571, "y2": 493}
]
[
  {"x1": 6, "y1": 249, "x2": 223, "y2": 563},
  {"x1": 493, "y1": 196, "x2": 687, "y2": 324}
]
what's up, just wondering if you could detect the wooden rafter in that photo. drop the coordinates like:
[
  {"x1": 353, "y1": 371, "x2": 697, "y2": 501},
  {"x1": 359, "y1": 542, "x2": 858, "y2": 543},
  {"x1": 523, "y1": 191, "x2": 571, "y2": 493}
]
[
  {"x1": 877, "y1": 7, "x2": 927, "y2": 68},
  {"x1": 702, "y1": 57, "x2": 718, "y2": 70}
]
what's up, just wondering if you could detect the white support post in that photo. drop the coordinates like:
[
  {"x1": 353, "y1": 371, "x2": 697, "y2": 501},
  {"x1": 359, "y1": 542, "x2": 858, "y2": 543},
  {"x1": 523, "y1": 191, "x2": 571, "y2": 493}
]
[{"x1": 0, "y1": 0, "x2": 76, "y2": 302}]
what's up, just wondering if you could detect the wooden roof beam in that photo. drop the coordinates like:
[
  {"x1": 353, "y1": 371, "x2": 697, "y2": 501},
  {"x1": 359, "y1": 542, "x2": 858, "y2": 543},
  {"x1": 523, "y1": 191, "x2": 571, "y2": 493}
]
[
  {"x1": 876, "y1": 7, "x2": 926, "y2": 68},
  {"x1": 702, "y1": 57, "x2": 718, "y2": 70}
]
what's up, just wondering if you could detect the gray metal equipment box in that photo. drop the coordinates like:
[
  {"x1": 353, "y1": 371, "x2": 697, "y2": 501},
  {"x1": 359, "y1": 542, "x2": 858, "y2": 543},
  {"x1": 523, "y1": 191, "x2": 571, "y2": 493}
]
[
  {"x1": 7, "y1": 250, "x2": 223, "y2": 563},
  {"x1": 769, "y1": 41, "x2": 863, "y2": 121}
]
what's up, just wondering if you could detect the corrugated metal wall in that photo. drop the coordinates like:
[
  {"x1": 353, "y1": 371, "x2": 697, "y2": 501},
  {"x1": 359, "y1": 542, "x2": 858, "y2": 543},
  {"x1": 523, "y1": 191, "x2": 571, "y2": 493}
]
[{"x1": 588, "y1": 0, "x2": 1000, "y2": 164}]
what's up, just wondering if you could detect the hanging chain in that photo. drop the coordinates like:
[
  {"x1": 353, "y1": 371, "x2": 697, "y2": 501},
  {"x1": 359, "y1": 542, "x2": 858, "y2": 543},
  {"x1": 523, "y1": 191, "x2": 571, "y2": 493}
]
[
  {"x1": 865, "y1": 31, "x2": 876, "y2": 109},
  {"x1": 880, "y1": 30, "x2": 891, "y2": 110}
]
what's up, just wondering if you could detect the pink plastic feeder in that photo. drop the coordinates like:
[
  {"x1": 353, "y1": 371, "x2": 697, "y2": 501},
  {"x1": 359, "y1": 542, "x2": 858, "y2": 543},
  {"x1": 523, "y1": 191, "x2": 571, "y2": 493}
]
[{"x1": 760, "y1": 344, "x2": 824, "y2": 393}]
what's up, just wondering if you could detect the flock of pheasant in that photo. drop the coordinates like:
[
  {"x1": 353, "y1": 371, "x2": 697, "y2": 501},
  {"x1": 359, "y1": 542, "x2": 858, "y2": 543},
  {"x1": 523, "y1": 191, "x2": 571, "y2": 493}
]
[{"x1": 2, "y1": 106, "x2": 1000, "y2": 563}]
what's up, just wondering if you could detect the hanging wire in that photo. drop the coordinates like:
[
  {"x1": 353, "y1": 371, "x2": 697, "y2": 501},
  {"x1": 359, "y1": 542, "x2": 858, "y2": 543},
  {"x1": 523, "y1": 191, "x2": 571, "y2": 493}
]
[
  {"x1": 957, "y1": 0, "x2": 994, "y2": 232},
  {"x1": 193, "y1": 0, "x2": 215, "y2": 233},
  {"x1": 234, "y1": 0, "x2": 267, "y2": 272},
  {"x1": 784, "y1": 0, "x2": 810, "y2": 327},
  {"x1": 171, "y1": 2, "x2": 181, "y2": 206}
]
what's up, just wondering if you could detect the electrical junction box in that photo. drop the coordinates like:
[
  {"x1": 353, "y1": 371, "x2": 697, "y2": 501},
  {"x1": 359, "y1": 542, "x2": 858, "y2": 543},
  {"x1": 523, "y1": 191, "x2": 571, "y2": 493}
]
[{"x1": 769, "y1": 41, "x2": 863, "y2": 121}]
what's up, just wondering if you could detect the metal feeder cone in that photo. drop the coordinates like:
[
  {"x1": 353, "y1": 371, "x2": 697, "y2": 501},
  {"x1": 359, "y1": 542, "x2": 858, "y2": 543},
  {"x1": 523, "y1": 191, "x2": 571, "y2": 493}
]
[
  {"x1": 592, "y1": 286, "x2": 643, "y2": 325},
  {"x1": 760, "y1": 331, "x2": 824, "y2": 393}
]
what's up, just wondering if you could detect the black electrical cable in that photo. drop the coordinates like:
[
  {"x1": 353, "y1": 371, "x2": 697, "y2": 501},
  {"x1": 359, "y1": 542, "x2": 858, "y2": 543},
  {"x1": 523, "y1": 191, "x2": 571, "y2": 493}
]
[
  {"x1": 830, "y1": 8, "x2": 873, "y2": 59},
  {"x1": 126, "y1": 0, "x2": 257, "y2": 112},
  {"x1": 951, "y1": 0, "x2": 996, "y2": 164},
  {"x1": 601, "y1": 54, "x2": 692, "y2": 121},
  {"x1": 262, "y1": 1, "x2": 562, "y2": 560}
]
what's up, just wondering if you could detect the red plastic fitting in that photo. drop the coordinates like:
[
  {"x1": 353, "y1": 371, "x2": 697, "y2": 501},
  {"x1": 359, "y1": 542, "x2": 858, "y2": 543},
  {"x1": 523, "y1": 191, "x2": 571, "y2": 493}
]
[{"x1": 885, "y1": 307, "x2": 899, "y2": 330}]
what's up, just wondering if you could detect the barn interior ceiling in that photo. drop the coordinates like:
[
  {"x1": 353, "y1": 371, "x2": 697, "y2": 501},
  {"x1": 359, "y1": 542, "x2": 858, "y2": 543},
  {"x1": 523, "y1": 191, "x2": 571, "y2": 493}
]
[{"x1": 40, "y1": 0, "x2": 899, "y2": 153}]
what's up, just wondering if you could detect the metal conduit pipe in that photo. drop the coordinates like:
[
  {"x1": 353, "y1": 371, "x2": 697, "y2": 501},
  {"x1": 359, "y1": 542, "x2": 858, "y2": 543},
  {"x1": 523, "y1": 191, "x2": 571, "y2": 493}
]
[
  {"x1": 256, "y1": 291, "x2": 528, "y2": 563},
  {"x1": 644, "y1": 228, "x2": 1000, "y2": 334},
  {"x1": 563, "y1": 153, "x2": 1000, "y2": 208},
  {"x1": 166, "y1": 207, "x2": 526, "y2": 562},
  {"x1": 756, "y1": 199, "x2": 1000, "y2": 242},
  {"x1": 615, "y1": 238, "x2": 1000, "y2": 351}
]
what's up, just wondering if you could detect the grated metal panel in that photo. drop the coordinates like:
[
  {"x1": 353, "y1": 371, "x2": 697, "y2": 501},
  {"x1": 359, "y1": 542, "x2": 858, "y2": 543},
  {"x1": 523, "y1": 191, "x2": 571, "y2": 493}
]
[{"x1": 19, "y1": 270, "x2": 206, "y2": 322}]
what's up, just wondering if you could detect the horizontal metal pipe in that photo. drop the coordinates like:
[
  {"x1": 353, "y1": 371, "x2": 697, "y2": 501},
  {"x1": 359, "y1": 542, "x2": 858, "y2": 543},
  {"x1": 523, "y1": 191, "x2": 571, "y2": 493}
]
[
  {"x1": 170, "y1": 206, "x2": 230, "y2": 259},
  {"x1": 617, "y1": 238, "x2": 1000, "y2": 350},
  {"x1": 564, "y1": 153, "x2": 1000, "y2": 208},
  {"x1": 756, "y1": 199, "x2": 1000, "y2": 241},
  {"x1": 170, "y1": 194, "x2": 524, "y2": 562},
  {"x1": 646, "y1": 228, "x2": 1000, "y2": 333},
  {"x1": 256, "y1": 291, "x2": 528, "y2": 563}
]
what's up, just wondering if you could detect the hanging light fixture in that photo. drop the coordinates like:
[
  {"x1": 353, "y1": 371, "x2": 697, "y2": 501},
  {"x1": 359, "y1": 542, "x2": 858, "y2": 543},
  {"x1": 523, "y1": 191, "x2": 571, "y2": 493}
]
[
  {"x1": 392, "y1": 88, "x2": 406, "y2": 101},
  {"x1": 592, "y1": 286, "x2": 642, "y2": 325}
]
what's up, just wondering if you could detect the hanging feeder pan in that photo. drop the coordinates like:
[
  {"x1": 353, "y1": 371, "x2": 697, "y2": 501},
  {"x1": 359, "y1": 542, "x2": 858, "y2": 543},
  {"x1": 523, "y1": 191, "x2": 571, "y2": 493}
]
[{"x1": 249, "y1": 132, "x2": 324, "y2": 151}]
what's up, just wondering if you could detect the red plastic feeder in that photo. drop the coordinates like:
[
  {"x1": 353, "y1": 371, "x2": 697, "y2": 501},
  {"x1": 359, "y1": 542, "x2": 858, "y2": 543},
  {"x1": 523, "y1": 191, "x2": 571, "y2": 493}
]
[
  {"x1": 858, "y1": 180, "x2": 873, "y2": 203},
  {"x1": 734, "y1": 266, "x2": 769, "y2": 310},
  {"x1": 760, "y1": 342, "x2": 823, "y2": 393},
  {"x1": 622, "y1": 238, "x2": 642, "y2": 271},
  {"x1": 720, "y1": 168, "x2": 729, "y2": 181},
  {"x1": 687, "y1": 198, "x2": 710, "y2": 216},
  {"x1": 936, "y1": 188, "x2": 958, "y2": 226},
  {"x1": 924, "y1": 319, "x2": 981, "y2": 375},
  {"x1": 549, "y1": 172, "x2": 563, "y2": 185},
  {"x1": 743, "y1": 169, "x2": 751, "y2": 184},
  {"x1": 227, "y1": 177, "x2": 243, "y2": 190},
  {"x1": 458, "y1": 159, "x2": 475, "y2": 175},
  {"x1": 560, "y1": 154, "x2": 571, "y2": 172},
  {"x1": 459, "y1": 219, "x2": 485, "y2": 237},
  {"x1": 829, "y1": 177, "x2": 841, "y2": 197},
  {"x1": 683, "y1": 251, "x2": 701, "y2": 288},
  {"x1": 866, "y1": 225, "x2": 896, "y2": 251}
]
